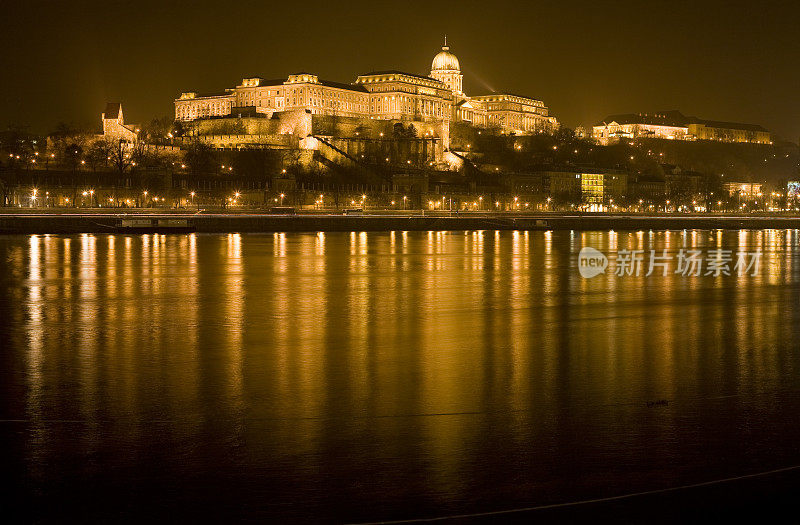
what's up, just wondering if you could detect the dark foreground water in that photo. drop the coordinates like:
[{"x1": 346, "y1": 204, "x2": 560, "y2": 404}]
[{"x1": 3, "y1": 230, "x2": 800, "y2": 523}]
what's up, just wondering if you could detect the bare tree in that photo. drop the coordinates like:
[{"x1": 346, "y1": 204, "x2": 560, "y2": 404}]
[
  {"x1": 108, "y1": 139, "x2": 134, "y2": 174},
  {"x1": 86, "y1": 140, "x2": 111, "y2": 171}
]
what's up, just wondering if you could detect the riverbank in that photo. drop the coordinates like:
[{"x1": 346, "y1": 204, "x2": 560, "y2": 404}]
[{"x1": 2, "y1": 210, "x2": 800, "y2": 234}]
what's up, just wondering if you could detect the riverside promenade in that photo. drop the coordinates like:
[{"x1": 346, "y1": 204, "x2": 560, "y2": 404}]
[{"x1": 1, "y1": 209, "x2": 800, "y2": 234}]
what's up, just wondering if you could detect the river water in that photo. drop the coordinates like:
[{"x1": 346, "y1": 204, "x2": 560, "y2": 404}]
[{"x1": 3, "y1": 230, "x2": 800, "y2": 522}]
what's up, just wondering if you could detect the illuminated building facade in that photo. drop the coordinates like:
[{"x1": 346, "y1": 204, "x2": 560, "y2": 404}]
[
  {"x1": 687, "y1": 120, "x2": 772, "y2": 144},
  {"x1": 723, "y1": 182, "x2": 763, "y2": 201},
  {"x1": 592, "y1": 111, "x2": 690, "y2": 144},
  {"x1": 102, "y1": 103, "x2": 139, "y2": 142},
  {"x1": 788, "y1": 181, "x2": 800, "y2": 200},
  {"x1": 174, "y1": 41, "x2": 558, "y2": 139},
  {"x1": 543, "y1": 168, "x2": 627, "y2": 209},
  {"x1": 593, "y1": 110, "x2": 771, "y2": 145}
]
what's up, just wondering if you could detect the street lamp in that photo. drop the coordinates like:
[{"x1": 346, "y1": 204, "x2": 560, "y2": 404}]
[
  {"x1": 279, "y1": 193, "x2": 285, "y2": 205},
  {"x1": 403, "y1": 195, "x2": 407, "y2": 210}
]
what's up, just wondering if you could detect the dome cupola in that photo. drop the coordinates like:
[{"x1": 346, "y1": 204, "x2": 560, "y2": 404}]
[
  {"x1": 430, "y1": 36, "x2": 464, "y2": 95},
  {"x1": 432, "y1": 37, "x2": 460, "y2": 71}
]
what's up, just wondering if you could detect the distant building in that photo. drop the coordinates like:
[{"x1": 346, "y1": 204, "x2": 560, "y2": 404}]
[
  {"x1": 630, "y1": 175, "x2": 668, "y2": 202},
  {"x1": 593, "y1": 111, "x2": 690, "y2": 143},
  {"x1": 688, "y1": 120, "x2": 772, "y2": 144},
  {"x1": 592, "y1": 110, "x2": 771, "y2": 145},
  {"x1": 174, "y1": 40, "x2": 559, "y2": 155},
  {"x1": 102, "y1": 103, "x2": 138, "y2": 142},
  {"x1": 539, "y1": 167, "x2": 627, "y2": 208},
  {"x1": 723, "y1": 182, "x2": 763, "y2": 202},
  {"x1": 663, "y1": 166, "x2": 706, "y2": 202},
  {"x1": 788, "y1": 181, "x2": 800, "y2": 200}
]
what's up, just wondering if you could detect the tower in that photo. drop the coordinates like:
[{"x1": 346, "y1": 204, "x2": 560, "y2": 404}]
[{"x1": 430, "y1": 36, "x2": 463, "y2": 96}]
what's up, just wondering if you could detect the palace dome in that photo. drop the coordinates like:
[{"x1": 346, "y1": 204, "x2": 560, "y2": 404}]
[{"x1": 432, "y1": 45, "x2": 460, "y2": 71}]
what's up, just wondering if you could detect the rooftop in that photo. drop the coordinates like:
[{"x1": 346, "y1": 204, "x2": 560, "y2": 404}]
[
  {"x1": 597, "y1": 111, "x2": 688, "y2": 127},
  {"x1": 597, "y1": 110, "x2": 770, "y2": 133},
  {"x1": 318, "y1": 79, "x2": 368, "y2": 93},
  {"x1": 690, "y1": 118, "x2": 769, "y2": 132},
  {"x1": 358, "y1": 70, "x2": 441, "y2": 83}
]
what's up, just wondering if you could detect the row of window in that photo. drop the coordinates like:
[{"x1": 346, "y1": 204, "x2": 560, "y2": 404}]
[{"x1": 177, "y1": 94, "x2": 550, "y2": 127}]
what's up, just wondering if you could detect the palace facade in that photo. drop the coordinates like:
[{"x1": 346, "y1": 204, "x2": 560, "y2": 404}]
[
  {"x1": 592, "y1": 110, "x2": 772, "y2": 145},
  {"x1": 174, "y1": 41, "x2": 559, "y2": 142}
]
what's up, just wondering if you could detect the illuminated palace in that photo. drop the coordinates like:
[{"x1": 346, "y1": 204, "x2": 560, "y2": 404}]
[
  {"x1": 592, "y1": 110, "x2": 772, "y2": 145},
  {"x1": 174, "y1": 40, "x2": 559, "y2": 154}
]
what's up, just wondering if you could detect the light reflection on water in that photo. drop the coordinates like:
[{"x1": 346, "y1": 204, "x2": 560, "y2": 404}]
[{"x1": 3, "y1": 230, "x2": 800, "y2": 521}]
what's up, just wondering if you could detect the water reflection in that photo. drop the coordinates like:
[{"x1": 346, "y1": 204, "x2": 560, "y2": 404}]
[{"x1": 3, "y1": 230, "x2": 800, "y2": 521}]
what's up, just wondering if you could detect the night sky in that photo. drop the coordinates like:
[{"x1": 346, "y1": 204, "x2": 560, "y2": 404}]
[{"x1": 2, "y1": 0, "x2": 798, "y2": 140}]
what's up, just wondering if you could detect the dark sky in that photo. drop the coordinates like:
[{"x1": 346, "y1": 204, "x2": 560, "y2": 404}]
[{"x1": 2, "y1": 0, "x2": 799, "y2": 140}]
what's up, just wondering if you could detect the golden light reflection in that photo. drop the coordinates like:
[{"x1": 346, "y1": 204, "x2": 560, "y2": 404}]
[{"x1": 4, "y1": 229, "x2": 800, "y2": 499}]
